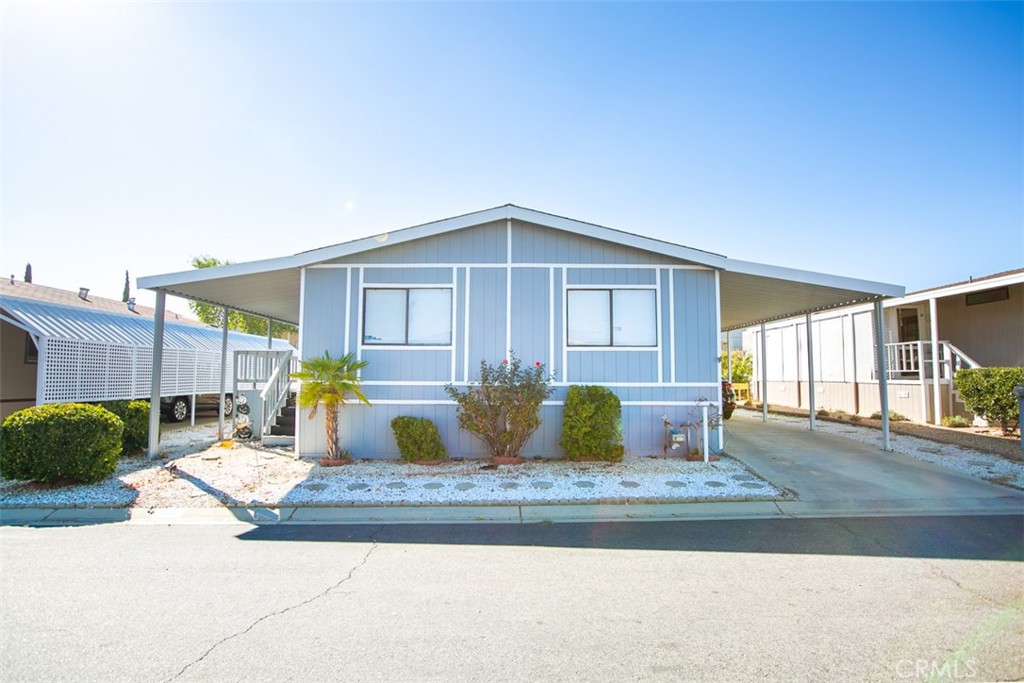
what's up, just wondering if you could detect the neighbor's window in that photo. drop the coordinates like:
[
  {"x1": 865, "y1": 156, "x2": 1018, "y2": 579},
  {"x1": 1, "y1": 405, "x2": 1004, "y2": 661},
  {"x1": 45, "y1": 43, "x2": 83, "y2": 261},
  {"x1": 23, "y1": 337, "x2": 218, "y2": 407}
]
[
  {"x1": 24, "y1": 332, "x2": 38, "y2": 364},
  {"x1": 567, "y1": 289, "x2": 657, "y2": 347},
  {"x1": 965, "y1": 287, "x2": 1009, "y2": 307},
  {"x1": 363, "y1": 288, "x2": 452, "y2": 345}
]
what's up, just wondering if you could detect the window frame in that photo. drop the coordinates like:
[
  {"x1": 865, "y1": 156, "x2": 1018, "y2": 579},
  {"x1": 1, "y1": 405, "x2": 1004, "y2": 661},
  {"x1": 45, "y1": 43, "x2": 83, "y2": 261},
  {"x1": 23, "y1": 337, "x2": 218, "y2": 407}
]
[
  {"x1": 24, "y1": 332, "x2": 38, "y2": 364},
  {"x1": 362, "y1": 286, "x2": 454, "y2": 348},
  {"x1": 566, "y1": 286, "x2": 659, "y2": 349}
]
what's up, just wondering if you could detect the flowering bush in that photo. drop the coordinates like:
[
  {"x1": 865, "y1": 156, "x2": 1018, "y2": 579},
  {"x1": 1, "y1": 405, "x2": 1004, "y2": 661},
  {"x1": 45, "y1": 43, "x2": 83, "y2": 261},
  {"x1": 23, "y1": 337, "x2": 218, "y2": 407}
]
[{"x1": 445, "y1": 353, "x2": 553, "y2": 461}]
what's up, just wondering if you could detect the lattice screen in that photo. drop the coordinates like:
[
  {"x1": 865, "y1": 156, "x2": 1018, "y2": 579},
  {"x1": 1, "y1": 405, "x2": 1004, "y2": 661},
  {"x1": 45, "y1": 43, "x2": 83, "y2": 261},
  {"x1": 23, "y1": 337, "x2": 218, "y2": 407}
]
[{"x1": 40, "y1": 338, "x2": 228, "y2": 404}]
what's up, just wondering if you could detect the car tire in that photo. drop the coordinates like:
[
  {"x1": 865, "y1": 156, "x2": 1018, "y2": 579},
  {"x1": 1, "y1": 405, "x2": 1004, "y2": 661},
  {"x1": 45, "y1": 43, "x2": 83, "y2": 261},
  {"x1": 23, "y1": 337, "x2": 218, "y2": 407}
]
[
  {"x1": 222, "y1": 395, "x2": 234, "y2": 417},
  {"x1": 170, "y1": 397, "x2": 189, "y2": 422}
]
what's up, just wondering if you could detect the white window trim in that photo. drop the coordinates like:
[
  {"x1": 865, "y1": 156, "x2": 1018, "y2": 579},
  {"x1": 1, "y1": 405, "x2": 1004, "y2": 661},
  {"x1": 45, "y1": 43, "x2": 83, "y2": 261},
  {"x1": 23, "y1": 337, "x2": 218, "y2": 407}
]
[
  {"x1": 360, "y1": 284, "x2": 455, "y2": 350},
  {"x1": 565, "y1": 286, "x2": 660, "y2": 349}
]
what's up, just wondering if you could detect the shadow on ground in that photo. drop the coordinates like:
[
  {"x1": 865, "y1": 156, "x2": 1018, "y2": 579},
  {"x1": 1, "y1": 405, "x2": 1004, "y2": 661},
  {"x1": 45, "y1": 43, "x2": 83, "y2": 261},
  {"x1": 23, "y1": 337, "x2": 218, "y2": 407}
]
[{"x1": 235, "y1": 514, "x2": 1024, "y2": 562}]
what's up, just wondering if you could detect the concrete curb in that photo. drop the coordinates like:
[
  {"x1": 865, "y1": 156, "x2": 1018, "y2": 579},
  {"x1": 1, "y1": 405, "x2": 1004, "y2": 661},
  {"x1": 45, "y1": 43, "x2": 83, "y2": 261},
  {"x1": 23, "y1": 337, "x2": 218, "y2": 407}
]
[{"x1": 2, "y1": 497, "x2": 1022, "y2": 526}]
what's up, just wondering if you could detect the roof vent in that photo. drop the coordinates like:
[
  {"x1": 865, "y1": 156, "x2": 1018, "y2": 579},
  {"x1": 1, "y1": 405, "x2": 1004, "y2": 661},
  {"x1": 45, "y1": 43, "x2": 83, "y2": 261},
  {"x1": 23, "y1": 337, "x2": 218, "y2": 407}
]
[
  {"x1": 127, "y1": 297, "x2": 136, "y2": 312},
  {"x1": 78, "y1": 287, "x2": 90, "y2": 300}
]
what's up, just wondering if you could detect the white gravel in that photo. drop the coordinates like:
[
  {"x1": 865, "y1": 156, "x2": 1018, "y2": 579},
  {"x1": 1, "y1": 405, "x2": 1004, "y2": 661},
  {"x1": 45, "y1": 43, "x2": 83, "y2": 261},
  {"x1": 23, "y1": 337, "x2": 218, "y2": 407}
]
[
  {"x1": 0, "y1": 439, "x2": 781, "y2": 509},
  {"x1": 732, "y1": 410, "x2": 1024, "y2": 489}
]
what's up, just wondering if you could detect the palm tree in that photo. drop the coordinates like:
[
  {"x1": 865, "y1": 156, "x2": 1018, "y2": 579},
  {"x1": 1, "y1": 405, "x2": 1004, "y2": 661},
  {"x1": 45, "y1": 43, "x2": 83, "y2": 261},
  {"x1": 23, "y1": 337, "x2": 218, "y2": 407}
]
[{"x1": 291, "y1": 352, "x2": 370, "y2": 460}]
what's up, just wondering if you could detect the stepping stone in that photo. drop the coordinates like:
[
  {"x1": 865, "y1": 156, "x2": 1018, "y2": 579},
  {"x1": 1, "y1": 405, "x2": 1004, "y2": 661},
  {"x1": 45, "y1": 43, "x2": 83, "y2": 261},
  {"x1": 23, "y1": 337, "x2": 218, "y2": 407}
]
[
  {"x1": 619, "y1": 481, "x2": 641, "y2": 489},
  {"x1": 665, "y1": 481, "x2": 687, "y2": 488},
  {"x1": 705, "y1": 481, "x2": 727, "y2": 488},
  {"x1": 423, "y1": 482, "x2": 444, "y2": 490},
  {"x1": 532, "y1": 481, "x2": 554, "y2": 489},
  {"x1": 346, "y1": 483, "x2": 369, "y2": 491},
  {"x1": 740, "y1": 482, "x2": 765, "y2": 489},
  {"x1": 499, "y1": 482, "x2": 520, "y2": 490},
  {"x1": 731, "y1": 474, "x2": 755, "y2": 481},
  {"x1": 384, "y1": 481, "x2": 407, "y2": 489},
  {"x1": 969, "y1": 461, "x2": 990, "y2": 467},
  {"x1": 455, "y1": 482, "x2": 476, "y2": 491},
  {"x1": 573, "y1": 481, "x2": 596, "y2": 489},
  {"x1": 920, "y1": 448, "x2": 942, "y2": 454},
  {"x1": 303, "y1": 483, "x2": 327, "y2": 491}
]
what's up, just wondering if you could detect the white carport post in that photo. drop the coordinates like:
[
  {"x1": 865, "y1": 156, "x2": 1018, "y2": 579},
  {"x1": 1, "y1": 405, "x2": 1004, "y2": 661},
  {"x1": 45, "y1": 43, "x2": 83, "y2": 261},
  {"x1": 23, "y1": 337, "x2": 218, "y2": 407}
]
[
  {"x1": 146, "y1": 291, "x2": 166, "y2": 459},
  {"x1": 805, "y1": 313, "x2": 816, "y2": 431},
  {"x1": 760, "y1": 322, "x2": 768, "y2": 422},
  {"x1": 218, "y1": 307, "x2": 229, "y2": 440},
  {"x1": 929, "y1": 297, "x2": 942, "y2": 425},
  {"x1": 873, "y1": 300, "x2": 892, "y2": 450}
]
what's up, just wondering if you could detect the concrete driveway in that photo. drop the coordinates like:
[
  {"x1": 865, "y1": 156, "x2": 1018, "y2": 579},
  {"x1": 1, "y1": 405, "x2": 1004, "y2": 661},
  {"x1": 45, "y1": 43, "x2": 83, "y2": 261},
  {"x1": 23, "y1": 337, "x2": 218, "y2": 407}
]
[{"x1": 725, "y1": 413, "x2": 1024, "y2": 517}]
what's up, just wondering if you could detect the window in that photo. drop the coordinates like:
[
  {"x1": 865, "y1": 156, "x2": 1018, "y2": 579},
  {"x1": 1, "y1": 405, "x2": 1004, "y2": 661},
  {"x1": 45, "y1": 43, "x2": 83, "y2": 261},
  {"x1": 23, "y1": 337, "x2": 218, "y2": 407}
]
[
  {"x1": 24, "y1": 332, "x2": 37, "y2": 364},
  {"x1": 363, "y1": 288, "x2": 452, "y2": 345},
  {"x1": 965, "y1": 287, "x2": 1009, "y2": 307},
  {"x1": 567, "y1": 289, "x2": 657, "y2": 347}
]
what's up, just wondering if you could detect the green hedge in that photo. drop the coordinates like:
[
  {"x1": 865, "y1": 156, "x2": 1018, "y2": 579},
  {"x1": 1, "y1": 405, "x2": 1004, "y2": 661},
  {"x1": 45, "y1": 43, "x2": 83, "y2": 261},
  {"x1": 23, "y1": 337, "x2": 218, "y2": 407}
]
[
  {"x1": 98, "y1": 400, "x2": 152, "y2": 455},
  {"x1": 1, "y1": 403, "x2": 123, "y2": 483},
  {"x1": 954, "y1": 367, "x2": 1024, "y2": 435},
  {"x1": 560, "y1": 385, "x2": 624, "y2": 462},
  {"x1": 391, "y1": 416, "x2": 448, "y2": 463}
]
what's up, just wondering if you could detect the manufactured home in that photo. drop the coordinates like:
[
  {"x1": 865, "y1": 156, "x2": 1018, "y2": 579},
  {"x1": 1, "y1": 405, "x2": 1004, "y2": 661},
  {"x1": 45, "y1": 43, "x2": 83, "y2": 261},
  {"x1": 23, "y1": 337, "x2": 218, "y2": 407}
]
[
  {"x1": 741, "y1": 269, "x2": 1023, "y2": 424},
  {"x1": 0, "y1": 279, "x2": 293, "y2": 422},
  {"x1": 139, "y1": 205, "x2": 904, "y2": 458}
]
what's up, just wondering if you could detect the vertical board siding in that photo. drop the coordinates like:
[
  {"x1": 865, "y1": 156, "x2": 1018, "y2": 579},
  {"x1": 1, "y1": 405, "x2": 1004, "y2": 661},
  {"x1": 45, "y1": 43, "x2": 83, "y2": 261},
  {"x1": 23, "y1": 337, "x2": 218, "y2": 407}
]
[
  {"x1": 510, "y1": 268, "x2": 550, "y2": 367},
  {"x1": 300, "y1": 268, "x2": 348, "y2": 359},
  {"x1": 362, "y1": 268, "x2": 452, "y2": 284},
  {"x1": 567, "y1": 269, "x2": 657, "y2": 285},
  {"x1": 513, "y1": 220, "x2": 673, "y2": 265},
  {"x1": 326, "y1": 221, "x2": 508, "y2": 265},
  {"x1": 567, "y1": 351, "x2": 659, "y2": 383},
  {"x1": 360, "y1": 350, "x2": 451, "y2": 382},
  {"x1": 673, "y1": 269, "x2": 718, "y2": 384},
  {"x1": 468, "y1": 267, "x2": 507, "y2": 377}
]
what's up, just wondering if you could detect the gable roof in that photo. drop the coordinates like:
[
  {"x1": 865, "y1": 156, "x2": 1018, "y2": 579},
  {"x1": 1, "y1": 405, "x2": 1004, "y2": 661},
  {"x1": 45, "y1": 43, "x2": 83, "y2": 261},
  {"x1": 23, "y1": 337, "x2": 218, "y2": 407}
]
[{"x1": 139, "y1": 204, "x2": 904, "y2": 330}]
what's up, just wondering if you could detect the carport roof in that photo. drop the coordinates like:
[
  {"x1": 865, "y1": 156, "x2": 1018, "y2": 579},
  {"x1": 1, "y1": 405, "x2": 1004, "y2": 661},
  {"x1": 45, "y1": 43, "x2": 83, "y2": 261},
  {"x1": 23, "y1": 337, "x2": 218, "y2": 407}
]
[{"x1": 139, "y1": 204, "x2": 904, "y2": 329}]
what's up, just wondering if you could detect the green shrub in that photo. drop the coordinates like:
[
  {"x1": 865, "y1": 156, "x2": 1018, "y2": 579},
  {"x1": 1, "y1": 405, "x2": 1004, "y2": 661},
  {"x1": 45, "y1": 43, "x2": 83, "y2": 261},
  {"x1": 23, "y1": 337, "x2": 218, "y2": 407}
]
[
  {"x1": 1, "y1": 403, "x2": 123, "y2": 483},
  {"x1": 560, "y1": 385, "x2": 624, "y2": 462},
  {"x1": 98, "y1": 400, "x2": 152, "y2": 455},
  {"x1": 445, "y1": 354, "x2": 553, "y2": 461},
  {"x1": 955, "y1": 367, "x2": 1024, "y2": 435},
  {"x1": 941, "y1": 415, "x2": 972, "y2": 429},
  {"x1": 391, "y1": 416, "x2": 448, "y2": 463},
  {"x1": 869, "y1": 410, "x2": 908, "y2": 422}
]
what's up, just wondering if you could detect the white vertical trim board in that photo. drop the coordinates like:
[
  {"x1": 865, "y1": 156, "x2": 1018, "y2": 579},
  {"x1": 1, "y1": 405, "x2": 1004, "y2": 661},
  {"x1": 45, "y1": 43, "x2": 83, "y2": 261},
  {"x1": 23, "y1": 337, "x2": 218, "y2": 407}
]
[
  {"x1": 548, "y1": 267, "x2": 555, "y2": 379},
  {"x1": 669, "y1": 268, "x2": 676, "y2": 383},
  {"x1": 506, "y1": 219, "x2": 512, "y2": 358},
  {"x1": 342, "y1": 267, "x2": 351, "y2": 355},
  {"x1": 355, "y1": 267, "x2": 364, "y2": 362},
  {"x1": 655, "y1": 268, "x2": 663, "y2": 382},
  {"x1": 450, "y1": 266, "x2": 458, "y2": 383},
  {"x1": 463, "y1": 267, "x2": 471, "y2": 382},
  {"x1": 561, "y1": 267, "x2": 568, "y2": 383}
]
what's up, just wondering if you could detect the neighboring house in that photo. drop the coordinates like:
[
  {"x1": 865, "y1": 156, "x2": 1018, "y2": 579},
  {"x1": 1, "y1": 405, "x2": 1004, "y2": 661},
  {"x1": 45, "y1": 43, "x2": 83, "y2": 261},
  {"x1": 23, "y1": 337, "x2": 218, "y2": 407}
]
[
  {"x1": 139, "y1": 204, "x2": 903, "y2": 458},
  {"x1": 741, "y1": 269, "x2": 1024, "y2": 424},
  {"x1": 0, "y1": 279, "x2": 293, "y2": 421}
]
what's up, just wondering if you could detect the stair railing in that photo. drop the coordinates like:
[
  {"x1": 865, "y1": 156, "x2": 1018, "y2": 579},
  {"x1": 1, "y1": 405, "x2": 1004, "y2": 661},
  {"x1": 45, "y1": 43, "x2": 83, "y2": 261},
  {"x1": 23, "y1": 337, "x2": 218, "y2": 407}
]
[{"x1": 259, "y1": 350, "x2": 295, "y2": 436}]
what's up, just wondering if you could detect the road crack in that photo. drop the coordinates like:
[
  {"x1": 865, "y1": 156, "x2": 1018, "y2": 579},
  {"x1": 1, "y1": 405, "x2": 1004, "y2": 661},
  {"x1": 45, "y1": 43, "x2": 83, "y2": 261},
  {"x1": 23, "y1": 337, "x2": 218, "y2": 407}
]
[{"x1": 165, "y1": 530, "x2": 383, "y2": 682}]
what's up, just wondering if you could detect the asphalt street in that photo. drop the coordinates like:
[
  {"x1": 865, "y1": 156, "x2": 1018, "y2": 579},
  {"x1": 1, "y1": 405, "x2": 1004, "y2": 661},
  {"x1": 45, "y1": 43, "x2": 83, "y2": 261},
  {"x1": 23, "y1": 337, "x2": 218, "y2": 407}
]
[{"x1": 2, "y1": 515, "x2": 1022, "y2": 682}]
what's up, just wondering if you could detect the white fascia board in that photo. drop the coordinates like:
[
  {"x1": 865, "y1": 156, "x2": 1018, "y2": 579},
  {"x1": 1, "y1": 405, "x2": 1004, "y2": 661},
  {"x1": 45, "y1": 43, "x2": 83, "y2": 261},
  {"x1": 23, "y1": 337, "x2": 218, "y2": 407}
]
[
  {"x1": 138, "y1": 254, "x2": 306, "y2": 290},
  {"x1": 508, "y1": 206, "x2": 728, "y2": 268},
  {"x1": 725, "y1": 259, "x2": 905, "y2": 298},
  {"x1": 893, "y1": 271, "x2": 1024, "y2": 306}
]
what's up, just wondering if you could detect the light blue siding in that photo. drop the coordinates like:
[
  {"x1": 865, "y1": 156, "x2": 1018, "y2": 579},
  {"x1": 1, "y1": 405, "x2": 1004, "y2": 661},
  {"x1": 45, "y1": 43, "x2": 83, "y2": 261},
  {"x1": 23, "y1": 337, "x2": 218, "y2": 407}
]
[
  {"x1": 467, "y1": 267, "x2": 507, "y2": 377},
  {"x1": 512, "y1": 220, "x2": 673, "y2": 264},
  {"x1": 567, "y1": 351, "x2": 660, "y2": 383},
  {"x1": 673, "y1": 269, "x2": 719, "y2": 384},
  {"x1": 510, "y1": 268, "x2": 550, "y2": 367},
  {"x1": 363, "y1": 268, "x2": 452, "y2": 284},
  {"x1": 567, "y1": 268, "x2": 656, "y2": 285},
  {"x1": 360, "y1": 350, "x2": 451, "y2": 382},
  {"x1": 326, "y1": 221, "x2": 507, "y2": 265},
  {"x1": 301, "y1": 268, "x2": 347, "y2": 358}
]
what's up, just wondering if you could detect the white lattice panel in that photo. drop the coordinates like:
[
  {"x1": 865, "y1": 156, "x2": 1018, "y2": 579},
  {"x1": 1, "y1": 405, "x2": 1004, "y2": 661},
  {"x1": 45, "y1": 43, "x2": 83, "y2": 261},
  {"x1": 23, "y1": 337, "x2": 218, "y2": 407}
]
[{"x1": 38, "y1": 337, "x2": 234, "y2": 405}]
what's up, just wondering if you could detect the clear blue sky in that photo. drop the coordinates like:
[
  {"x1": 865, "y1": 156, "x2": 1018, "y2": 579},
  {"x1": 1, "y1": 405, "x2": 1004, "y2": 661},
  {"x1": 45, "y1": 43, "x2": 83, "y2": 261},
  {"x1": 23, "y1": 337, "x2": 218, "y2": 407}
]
[{"x1": 2, "y1": 1, "x2": 1021, "y2": 311}]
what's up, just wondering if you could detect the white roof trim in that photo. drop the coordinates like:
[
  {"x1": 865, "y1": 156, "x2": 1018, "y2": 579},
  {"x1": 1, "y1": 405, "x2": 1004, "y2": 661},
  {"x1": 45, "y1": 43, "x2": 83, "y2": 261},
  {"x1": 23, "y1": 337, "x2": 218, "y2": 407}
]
[
  {"x1": 140, "y1": 205, "x2": 728, "y2": 291},
  {"x1": 725, "y1": 259, "x2": 904, "y2": 297},
  {"x1": 894, "y1": 270, "x2": 1024, "y2": 306}
]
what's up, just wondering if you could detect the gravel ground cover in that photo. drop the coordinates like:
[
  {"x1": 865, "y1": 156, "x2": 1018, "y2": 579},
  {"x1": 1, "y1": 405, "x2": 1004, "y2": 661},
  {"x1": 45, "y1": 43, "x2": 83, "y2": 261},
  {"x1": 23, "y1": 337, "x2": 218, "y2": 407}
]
[
  {"x1": 0, "y1": 423, "x2": 782, "y2": 508},
  {"x1": 732, "y1": 410, "x2": 1024, "y2": 490}
]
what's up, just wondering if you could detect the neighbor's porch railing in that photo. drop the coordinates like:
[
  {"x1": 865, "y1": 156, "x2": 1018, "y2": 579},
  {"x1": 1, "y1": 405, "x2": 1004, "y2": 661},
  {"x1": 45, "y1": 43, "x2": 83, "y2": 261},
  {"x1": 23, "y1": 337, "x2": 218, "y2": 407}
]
[{"x1": 885, "y1": 341, "x2": 981, "y2": 381}]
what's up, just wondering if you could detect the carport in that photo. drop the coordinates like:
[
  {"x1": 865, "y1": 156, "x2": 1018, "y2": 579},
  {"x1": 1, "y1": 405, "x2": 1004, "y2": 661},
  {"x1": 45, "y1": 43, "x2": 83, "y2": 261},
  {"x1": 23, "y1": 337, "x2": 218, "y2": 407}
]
[{"x1": 139, "y1": 206, "x2": 904, "y2": 457}]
